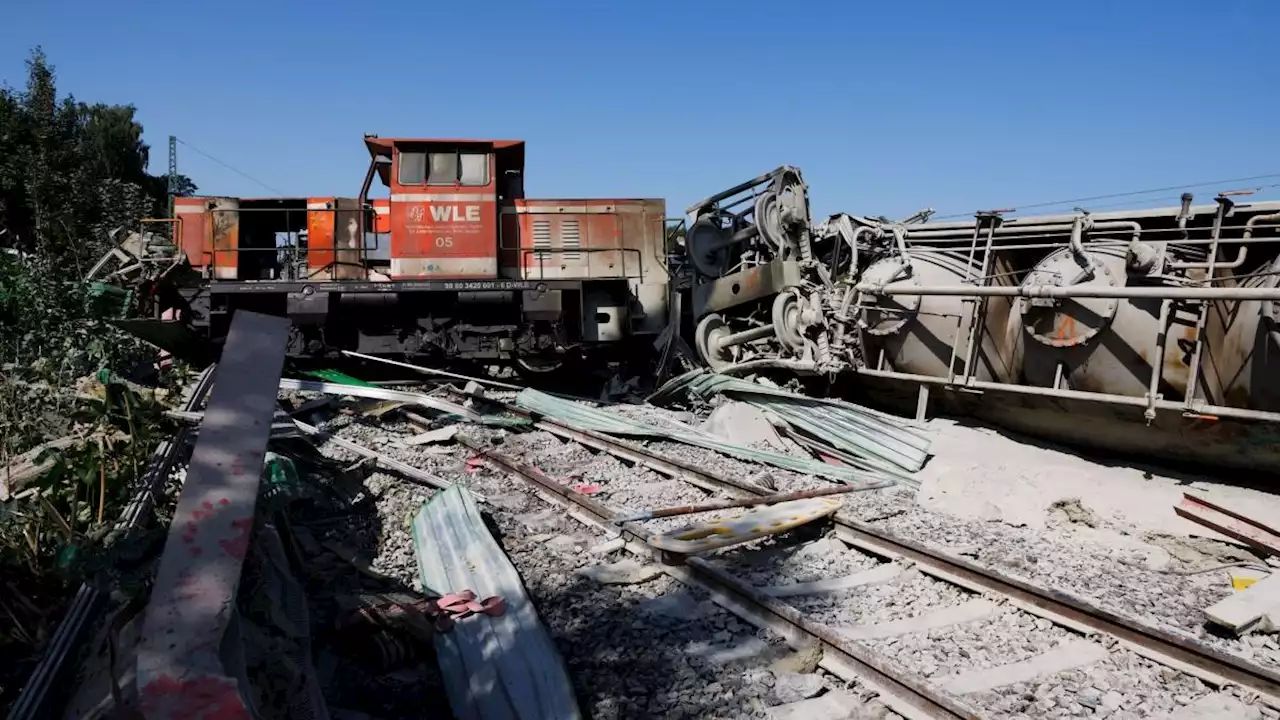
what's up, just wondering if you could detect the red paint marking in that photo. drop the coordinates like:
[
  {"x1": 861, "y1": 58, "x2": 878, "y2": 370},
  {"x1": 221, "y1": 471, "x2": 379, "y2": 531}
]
[
  {"x1": 229, "y1": 456, "x2": 247, "y2": 477},
  {"x1": 175, "y1": 569, "x2": 203, "y2": 601},
  {"x1": 218, "y1": 517, "x2": 254, "y2": 559},
  {"x1": 140, "y1": 674, "x2": 253, "y2": 720},
  {"x1": 1056, "y1": 314, "x2": 1077, "y2": 340},
  {"x1": 218, "y1": 498, "x2": 230, "y2": 506},
  {"x1": 202, "y1": 501, "x2": 213, "y2": 510}
]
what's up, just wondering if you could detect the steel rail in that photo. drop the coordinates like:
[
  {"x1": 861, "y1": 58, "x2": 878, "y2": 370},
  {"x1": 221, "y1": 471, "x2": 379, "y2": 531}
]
[
  {"x1": 470, "y1": 404, "x2": 1280, "y2": 711},
  {"x1": 455, "y1": 434, "x2": 980, "y2": 720},
  {"x1": 7, "y1": 365, "x2": 219, "y2": 720}
]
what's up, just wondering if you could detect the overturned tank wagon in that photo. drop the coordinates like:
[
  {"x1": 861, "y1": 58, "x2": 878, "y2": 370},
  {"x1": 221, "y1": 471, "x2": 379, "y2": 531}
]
[
  {"x1": 91, "y1": 135, "x2": 673, "y2": 375},
  {"x1": 678, "y1": 168, "x2": 1280, "y2": 474}
]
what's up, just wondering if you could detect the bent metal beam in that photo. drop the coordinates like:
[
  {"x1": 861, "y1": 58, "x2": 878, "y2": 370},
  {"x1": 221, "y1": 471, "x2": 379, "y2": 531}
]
[{"x1": 136, "y1": 310, "x2": 290, "y2": 720}]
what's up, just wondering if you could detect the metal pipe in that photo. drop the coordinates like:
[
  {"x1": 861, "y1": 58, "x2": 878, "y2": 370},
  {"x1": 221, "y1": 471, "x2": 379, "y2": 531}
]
[
  {"x1": 1169, "y1": 246, "x2": 1247, "y2": 270},
  {"x1": 850, "y1": 225, "x2": 876, "y2": 264},
  {"x1": 1170, "y1": 211, "x2": 1280, "y2": 270},
  {"x1": 684, "y1": 167, "x2": 783, "y2": 215},
  {"x1": 714, "y1": 323, "x2": 777, "y2": 351},
  {"x1": 854, "y1": 283, "x2": 1280, "y2": 300},
  {"x1": 907, "y1": 222, "x2": 1075, "y2": 239},
  {"x1": 357, "y1": 155, "x2": 379, "y2": 240},
  {"x1": 902, "y1": 200, "x2": 1280, "y2": 232},
  {"x1": 853, "y1": 367, "x2": 1280, "y2": 424},
  {"x1": 895, "y1": 224, "x2": 1280, "y2": 249},
  {"x1": 717, "y1": 358, "x2": 817, "y2": 376},
  {"x1": 1144, "y1": 299, "x2": 1173, "y2": 424}
]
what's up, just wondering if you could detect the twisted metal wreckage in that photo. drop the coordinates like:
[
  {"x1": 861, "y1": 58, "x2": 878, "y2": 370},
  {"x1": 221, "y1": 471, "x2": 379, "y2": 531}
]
[{"x1": 677, "y1": 167, "x2": 1280, "y2": 473}]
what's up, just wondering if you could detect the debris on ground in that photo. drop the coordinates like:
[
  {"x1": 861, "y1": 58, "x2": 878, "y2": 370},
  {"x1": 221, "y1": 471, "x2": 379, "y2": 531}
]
[
  {"x1": 649, "y1": 369, "x2": 932, "y2": 474},
  {"x1": 14, "y1": 354, "x2": 1280, "y2": 720},
  {"x1": 516, "y1": 386, "x2": 906, "y2": 486},
  {"x1": 411, "y1": 484, "x2": 581, "y2": 720},
  {"x1": 1046, "y1": 497, "x2": 1102, "y2": 528},
  {"x1": 1203, "y1": 572, "x2": 1280, "y2": 636},
  {"x1": 701, "y1": 400, "x2": 788, "y2": 452},
  {"x1": 1175, "y1": 492, "x2": 1280, "y2": 560}
]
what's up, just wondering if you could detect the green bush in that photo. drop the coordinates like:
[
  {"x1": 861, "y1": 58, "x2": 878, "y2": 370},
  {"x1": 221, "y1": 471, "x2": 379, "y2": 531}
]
[{"x1": 0, "y1": 47, "x2": 199, "y2": 710}]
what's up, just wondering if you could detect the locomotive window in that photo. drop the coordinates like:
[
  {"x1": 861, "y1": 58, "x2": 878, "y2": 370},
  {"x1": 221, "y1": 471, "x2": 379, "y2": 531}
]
[
  {"x1": 427, "y1": 152, "x2": 457, "y2": 185},
  {"x1": 458, "y1": 152, "x2": 489, "y2": 186},
  {"x1": 398, "y1": 151, "x2": 427, "y2": 185},
  {"x1": 428, "y1": 151, "x2": 490, "y2": 186},
  {"x1": 399, "y1": 150, "x2": 490, "y2": 186}
]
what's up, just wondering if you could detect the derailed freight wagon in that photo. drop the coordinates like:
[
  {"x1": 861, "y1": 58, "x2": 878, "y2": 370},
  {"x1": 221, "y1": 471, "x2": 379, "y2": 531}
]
[{"x1": 677, "y1": 167, "x2": 1280, "y2": 474}]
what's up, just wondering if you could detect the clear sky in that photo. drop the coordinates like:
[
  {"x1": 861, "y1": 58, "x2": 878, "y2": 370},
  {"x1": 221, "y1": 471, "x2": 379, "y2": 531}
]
[{"x1": 2, "y1": 0, "x2": 1277, "y2": 221}]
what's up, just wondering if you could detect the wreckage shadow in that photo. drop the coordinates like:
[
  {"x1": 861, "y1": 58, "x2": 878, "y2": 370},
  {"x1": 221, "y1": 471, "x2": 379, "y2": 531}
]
[
  {"x1": 262, "y1": 435, "x2": 459, "y2": 720},
  {"x1": 502, "y1": 524, "x2": 837, "y2": 720},
  {"x1": 943, "y1": 414, "x2": 1280, "y2": 493}
]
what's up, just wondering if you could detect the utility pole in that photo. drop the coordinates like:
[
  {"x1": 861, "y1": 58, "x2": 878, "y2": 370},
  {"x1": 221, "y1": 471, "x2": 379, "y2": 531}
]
[{"x1": 167, "y1": 135, "x2": 178, "y2": 215}]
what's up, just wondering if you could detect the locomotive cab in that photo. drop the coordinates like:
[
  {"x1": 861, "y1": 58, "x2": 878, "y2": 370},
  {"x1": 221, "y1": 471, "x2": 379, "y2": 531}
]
[{"x1": 364, "y1": 136, "x2": 526, "y2": 280}]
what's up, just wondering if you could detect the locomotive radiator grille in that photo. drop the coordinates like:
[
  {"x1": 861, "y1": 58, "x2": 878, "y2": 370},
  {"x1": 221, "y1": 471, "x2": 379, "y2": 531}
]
[
  {"x1": 561, "y1": 219, "x2": 582, "y2": 261},
  {"x1": 533, "y1": 219, "x2": 553, "y2": 260}
]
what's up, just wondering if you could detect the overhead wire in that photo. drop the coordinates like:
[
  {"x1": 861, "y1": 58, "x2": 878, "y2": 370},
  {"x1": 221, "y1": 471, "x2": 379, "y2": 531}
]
[
  {"x1": 174, "y1": 137, "x2": 287, "y2": 196},
  {"x1": 931, "y1": 173, "x2": 1280, "y2": 221}
]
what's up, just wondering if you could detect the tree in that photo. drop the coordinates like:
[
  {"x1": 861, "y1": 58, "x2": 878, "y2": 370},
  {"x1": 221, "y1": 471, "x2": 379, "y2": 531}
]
[
  {"x1": 0, "y1": 47, "x2": 197, "y2": 259},
  {"x1": 0, "y1": 48, "x2": 203, "y2": 714}
]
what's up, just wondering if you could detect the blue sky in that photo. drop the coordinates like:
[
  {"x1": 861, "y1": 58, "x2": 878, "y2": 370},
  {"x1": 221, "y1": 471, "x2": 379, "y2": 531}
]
[{"x1": 2, "y1": 0, "x2": 1277, "y2": 221}]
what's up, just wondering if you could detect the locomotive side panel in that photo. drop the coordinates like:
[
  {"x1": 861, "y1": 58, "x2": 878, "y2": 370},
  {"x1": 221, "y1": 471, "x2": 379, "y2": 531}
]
[
  {"x1": 306, "y1": 197, "x2": 337, "y2": 279},
  {"x1": 389, "y1": 146, "x2": 499, "y2": 279},
  {"x1": 174, "y1": 197, "x2": 211, "y2": 272}
]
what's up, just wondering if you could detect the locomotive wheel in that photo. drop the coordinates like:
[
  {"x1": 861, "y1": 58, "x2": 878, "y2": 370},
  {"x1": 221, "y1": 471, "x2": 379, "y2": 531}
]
[
  {"x1": 686, "y1": 217, "x2": 733, "y2": 278},
  {"x1": 694, "y1": 314, "x2": 736, "y2": 371},
  {"x1": 771, "y1": 291, "x2": 805, "y2": 352},
  {"x1": 755, "y1": 191, "x2": 783, "y2": 250},
  {"x1": 515, "y1": 356, "x2": 565, "y2": 374}
]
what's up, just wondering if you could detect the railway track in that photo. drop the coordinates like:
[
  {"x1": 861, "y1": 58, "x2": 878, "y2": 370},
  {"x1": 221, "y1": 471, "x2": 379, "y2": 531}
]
[
  {"x1": 447, "y1": 395, "x2": 1280, "y2": 719},
  {"x1": 18, "y1": 378, "x2": 1275, "y2": 719}
]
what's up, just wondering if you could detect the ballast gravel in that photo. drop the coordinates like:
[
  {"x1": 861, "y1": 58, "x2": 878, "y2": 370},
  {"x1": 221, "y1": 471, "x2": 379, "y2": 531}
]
[{"x1": 289, "y1": 392, "x2": 1273, "y2": 719}]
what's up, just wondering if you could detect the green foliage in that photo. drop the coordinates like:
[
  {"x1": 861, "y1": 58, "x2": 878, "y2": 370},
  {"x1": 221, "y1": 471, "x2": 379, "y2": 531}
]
[{"x1": 0, "y1": 47, "x2": 200, "y2": 705}]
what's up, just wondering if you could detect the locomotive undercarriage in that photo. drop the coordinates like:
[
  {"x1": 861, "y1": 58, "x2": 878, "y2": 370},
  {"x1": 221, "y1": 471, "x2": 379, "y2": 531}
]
[{"x1": 194, "y1": 280, "x2": 645, "y2": 371}]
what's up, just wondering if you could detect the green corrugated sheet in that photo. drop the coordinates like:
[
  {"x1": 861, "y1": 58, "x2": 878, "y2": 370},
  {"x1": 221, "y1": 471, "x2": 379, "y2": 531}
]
[
  {"x1": 657, "y1": 371, "x2": 932, "y2": 473},
  {"x1": 301, "y1": 368, "x2": 379, "y2": 387},
  {"x1": 515, "y1": 387, "x2": 905, "y2": 486}
]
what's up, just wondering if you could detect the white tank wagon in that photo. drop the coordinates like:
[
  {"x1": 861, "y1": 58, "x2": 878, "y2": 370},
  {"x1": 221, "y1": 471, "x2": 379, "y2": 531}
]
[{"x1": 680, "y1": 171, "x2": 1280, "y2": 474}]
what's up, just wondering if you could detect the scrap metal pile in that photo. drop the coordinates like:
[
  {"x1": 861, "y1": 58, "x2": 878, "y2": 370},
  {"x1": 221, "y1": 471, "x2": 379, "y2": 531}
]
[{"x1": 10, "y1": 310, "x2": 1280, "y2": 720}]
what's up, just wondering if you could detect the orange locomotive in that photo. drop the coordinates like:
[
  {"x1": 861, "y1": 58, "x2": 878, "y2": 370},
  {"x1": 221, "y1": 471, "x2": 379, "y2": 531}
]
[{"x1": 167, "y1": 135, "x2": 672, "y2": 372}]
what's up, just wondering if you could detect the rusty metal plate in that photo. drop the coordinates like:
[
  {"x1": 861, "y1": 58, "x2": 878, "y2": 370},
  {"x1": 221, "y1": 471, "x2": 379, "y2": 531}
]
[
  {"x1": 1175, "y1": 492, "x2": 1280, "y2": 559},
  {"x1": 692, "y1": 259, "x2": 803, "y2": 317},
  {"x1": 647, "y1": 497, "x2": 843, "y2": 554},
  {"x1": 137, "y1": 310, "x2": 290, "y2": 720}
]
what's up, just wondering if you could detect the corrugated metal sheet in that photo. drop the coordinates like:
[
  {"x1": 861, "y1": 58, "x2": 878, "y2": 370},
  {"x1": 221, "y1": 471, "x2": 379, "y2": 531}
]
[
  {"x1": 411, "y1": 484, "x2": 581, "y2": 720},
  {"x1": 682, "y1": 373, "x2": 930, "y2": 473},
  {"x1": 515, "y1": 388, "x2": 906, "y2": 485}
]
